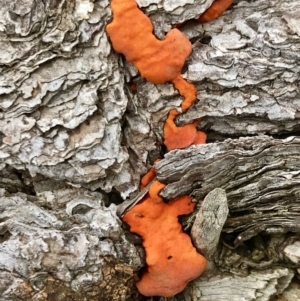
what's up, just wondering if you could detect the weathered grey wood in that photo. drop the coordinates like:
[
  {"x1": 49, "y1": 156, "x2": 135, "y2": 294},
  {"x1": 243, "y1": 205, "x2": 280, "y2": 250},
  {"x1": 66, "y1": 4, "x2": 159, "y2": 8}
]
[
  {"x1": 136, "y1": 0, "x2": 215, "y2": 37},
  {"x1": 152, "y1": 136, "x2": 300, "y2": 298},
  {"x1": 134, "y1": 0, "x2": 300, "y2": 144},
  {"x1": 159, "y1": 268, "x2": 294, "y2": 301},
  {"x1": 155, "y1": 136, "x2": 300, "y2": 244},
  {"x1": 180, "y1": 0, "x2": 300, "y2": 138},
  {"x1": 0, "y1": 0, "x2": 136, "y2": 199},
  {"x1": 1, "y1": 0, "x2": 300, "y2": 300},
  {"x1": 0, "y1": 188, "x2": 144, "y2": 301},
  {"x1": 275, "y1": 280, "x2": 300, "y2": 301},
  {"x1": 191, "y1": 188, "x2": 228, "y2": 260}
]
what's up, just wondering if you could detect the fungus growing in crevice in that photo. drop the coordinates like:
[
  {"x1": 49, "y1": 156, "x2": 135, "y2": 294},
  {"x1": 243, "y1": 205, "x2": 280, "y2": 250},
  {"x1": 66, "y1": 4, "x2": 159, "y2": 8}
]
[
  {"x1": 172, "y1": 74, "x2": 197, "y2": 113},
  {"x1": 198, "y1": 0, "x2": 233, "y2": 23},
  {"x1": 106, "y1": 0, "x2": 192, "y2": 84},
  {"x1": 106, "y1": 0, "x2": 231, "y2": 297},
  {"x1": 139, "y1": 167, "x2": 156, "y2": 190},
  {"x1": 123, "y1": 179, "x2": 207, "y2": 297},
  {"x1": 149, "y1": 180, "x2": 166, "y2": 203},
  {"x1": 106, "y1": 0, "x2": 206, "y2": 150},
  {"x1": 164, "y1": 109, "x2": 206, "y2": 151}
]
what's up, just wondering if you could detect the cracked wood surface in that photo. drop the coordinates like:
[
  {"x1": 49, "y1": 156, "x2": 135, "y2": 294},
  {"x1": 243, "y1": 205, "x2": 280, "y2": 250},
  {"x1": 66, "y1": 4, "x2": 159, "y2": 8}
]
[{"x1": 1, "y1": 0, "x2": 300, "y2": 300}]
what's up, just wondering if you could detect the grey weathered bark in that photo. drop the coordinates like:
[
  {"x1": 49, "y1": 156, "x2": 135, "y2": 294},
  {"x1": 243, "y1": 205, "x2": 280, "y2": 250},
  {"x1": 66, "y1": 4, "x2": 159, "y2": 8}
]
[{"x1": 1, "y1": 0, "x2": 300, "y2": 300}]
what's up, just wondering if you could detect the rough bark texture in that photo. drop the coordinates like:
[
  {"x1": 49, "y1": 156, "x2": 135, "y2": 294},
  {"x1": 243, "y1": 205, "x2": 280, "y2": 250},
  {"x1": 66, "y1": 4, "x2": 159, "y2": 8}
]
[{"x1": 1, "y1": 0, "x2": 300, "y2": 300}]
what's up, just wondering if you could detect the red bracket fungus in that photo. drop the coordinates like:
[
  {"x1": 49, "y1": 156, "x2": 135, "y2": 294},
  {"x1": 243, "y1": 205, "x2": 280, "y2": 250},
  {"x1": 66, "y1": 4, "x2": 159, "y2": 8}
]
[{"x1": 106, "y1": 0, "x2": 232, "y2": 297}]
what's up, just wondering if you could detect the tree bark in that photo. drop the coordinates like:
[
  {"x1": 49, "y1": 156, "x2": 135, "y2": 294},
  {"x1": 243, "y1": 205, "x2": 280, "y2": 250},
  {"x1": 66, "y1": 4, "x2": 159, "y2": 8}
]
[{"x1": 1, "y1": 0, "x2": 300, "y2": 300}]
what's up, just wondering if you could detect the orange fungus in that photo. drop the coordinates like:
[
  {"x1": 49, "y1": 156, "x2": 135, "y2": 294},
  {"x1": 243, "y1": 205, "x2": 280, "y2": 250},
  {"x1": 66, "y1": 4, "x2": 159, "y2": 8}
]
[
  {"x1": 198, "y1": 0, "x2": 233, "y2": 23},
  {"x1": 106, "y1": 0, "x2": 209, "y2": 297},
  {"x1": 172, "y1": 75, "x2": 198, "y2": 113},
  {"x1": 164, "y1": 109, "x2": 206, "y2": 151},
  {"x1": 140, "y1": 168, "x2": 157, "y2": 190},
  {"x1": 123, "y1": 181, "x2": 207, "y2": 297},
  {"x1": 106, "y1": 0, "x2": 192, "y2": 84},
  {"x1": 148, "y1": 180, "x2": 166, "y2": 203}
]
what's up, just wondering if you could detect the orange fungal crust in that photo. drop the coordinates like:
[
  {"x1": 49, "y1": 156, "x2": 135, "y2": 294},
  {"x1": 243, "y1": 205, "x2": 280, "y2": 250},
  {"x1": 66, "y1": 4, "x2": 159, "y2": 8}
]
[
  {"x1": 149, "y1": 180, "x2": 166, "y2": 203},
  {"x1": 123, "y1": 181, "x2": 207, "y2": 297},
  {"x1": 198, "y1": 0, "x2": 233, "y2": 23},
  {"x1": 106, "y1": 0, "x2": 192, "y2": 84},
  {"x1": 139, "y1": 159, "x2": 161, "y2": 190},
  {"x1": 164, "y1": 109, "x2": 206, "y2": 151},
  {"x1": 193, "y1": 130, "x2": 207, "y2": 145},
  {"x1": 140, "y1": 168, "x2": 157, "y2": 190},
  {"x1": 172, "y1": 75, "x2": 198, "y2": 112},
  {"x1": 106, "y1": 0, "x2": 211, "y2": 297}
]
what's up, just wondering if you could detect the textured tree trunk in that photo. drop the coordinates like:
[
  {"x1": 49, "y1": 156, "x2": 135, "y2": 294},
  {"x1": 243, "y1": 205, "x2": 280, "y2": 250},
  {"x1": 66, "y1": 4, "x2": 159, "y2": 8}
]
[{"x1": 1, "y1": 0, "x2": 300, "y2": 300}]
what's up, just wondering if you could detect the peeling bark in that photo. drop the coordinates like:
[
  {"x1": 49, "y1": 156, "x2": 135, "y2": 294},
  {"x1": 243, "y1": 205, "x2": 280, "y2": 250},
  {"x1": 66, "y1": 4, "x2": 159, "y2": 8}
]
[
  {"x1": 1, "y1": 0, "x2": 300, "y2": 300},
  {"x1": 0, "y1": 187, "x2": 143, "y2": 301}
]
